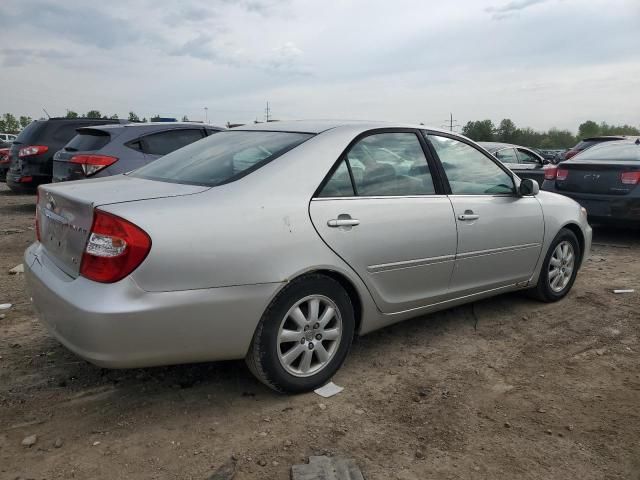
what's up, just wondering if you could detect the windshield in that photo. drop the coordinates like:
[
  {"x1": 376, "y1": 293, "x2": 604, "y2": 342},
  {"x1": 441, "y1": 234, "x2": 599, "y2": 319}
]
[
  {"x1": 131, "y1": 130, "x2": 313, "y2": 186},
  {"x1": 574, "y1": 141, "x2": 640, "y2": 162}
]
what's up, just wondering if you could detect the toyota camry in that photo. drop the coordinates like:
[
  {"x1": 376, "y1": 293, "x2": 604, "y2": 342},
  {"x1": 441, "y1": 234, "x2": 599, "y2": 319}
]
[{"x1": 25, "y1": 121, "x2": 592, "y2": 392}]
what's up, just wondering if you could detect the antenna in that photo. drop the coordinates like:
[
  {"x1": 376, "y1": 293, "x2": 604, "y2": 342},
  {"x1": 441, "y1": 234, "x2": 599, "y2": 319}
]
[
  {"x1": 441, "y1": 112, "x2": 459, "y2": 132},
  {"x1": 42, "y1": 107, "x2": 51, "y2": 119}
]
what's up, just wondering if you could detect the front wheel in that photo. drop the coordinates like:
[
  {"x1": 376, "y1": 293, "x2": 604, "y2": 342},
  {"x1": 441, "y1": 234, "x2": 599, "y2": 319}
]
[
  {"x1": 529, "y1": 228, "x2": 581, "y2": 302},
  {"x1": 246, "y1": 274, "x2": 355, "y2": 393}
]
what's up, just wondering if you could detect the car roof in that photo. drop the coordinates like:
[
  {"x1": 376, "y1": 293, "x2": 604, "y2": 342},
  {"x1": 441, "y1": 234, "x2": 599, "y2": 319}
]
[
  {"x1": 477, "y1": 141, "x2": 535, "y2": 153},
  {"x1": 234, "y1": 119, "x2": 454, "y2": 135},
  {"x1": 581, "y1": 136, "x2": 636, "y2": 141},
  {"x1": 78, "y1": 122, "x2": 224, "y2": 133}
]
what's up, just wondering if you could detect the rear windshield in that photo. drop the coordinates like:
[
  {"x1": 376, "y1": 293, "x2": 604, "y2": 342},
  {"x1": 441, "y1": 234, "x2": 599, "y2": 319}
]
[
  {"x1": 131, "y1": 130, "x2": 313, "y2": 186},
  {"x1": 64, "y1": 130, "x2": 111, "y2": 152},
  {"x1": 574, "y1": 142, "x2": 640, "y2": 162},
  {"x1": 14, "y1": 121, "x2": 44, "y2": 143}
]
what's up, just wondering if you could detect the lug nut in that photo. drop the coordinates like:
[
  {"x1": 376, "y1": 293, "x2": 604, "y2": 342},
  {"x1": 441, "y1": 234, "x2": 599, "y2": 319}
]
[
  {"x1": 313, "y1": 323, "x2": 320, "y2": 329},
  {"x1": 308, "y1": 342, "x2": 314, "y2": 350},
  {"x1": 300, "y1": 338, "x2": 305, "y2": 344},
  {"x1": 316, "y1": 334, "x2": 322, "y2": 340}
]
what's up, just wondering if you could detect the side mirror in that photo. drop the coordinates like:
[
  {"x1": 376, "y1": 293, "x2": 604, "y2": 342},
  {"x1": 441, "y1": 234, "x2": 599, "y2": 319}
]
[{"x1": 519, "y1": 178, "x2": 539, "y2": 196}]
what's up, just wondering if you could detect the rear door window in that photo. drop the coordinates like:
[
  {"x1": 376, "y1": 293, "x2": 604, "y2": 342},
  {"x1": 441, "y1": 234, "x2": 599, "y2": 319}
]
[{"x1": 141, "y1": 129, "x2": 205, "y2": 156}]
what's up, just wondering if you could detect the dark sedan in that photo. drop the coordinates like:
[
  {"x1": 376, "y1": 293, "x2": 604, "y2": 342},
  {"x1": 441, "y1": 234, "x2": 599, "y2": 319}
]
[
  {"x1": 478, "y1": 142, "x2": 549, "y2": 185},
  {"x1": 542, "y1": 140, "x2": 640, "y2": 225}
]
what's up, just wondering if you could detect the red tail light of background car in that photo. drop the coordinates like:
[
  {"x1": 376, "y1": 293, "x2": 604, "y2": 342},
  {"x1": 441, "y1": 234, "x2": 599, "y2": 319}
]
[{"x1": 70, "y1": 154, "x2": 118, "y2": 177}]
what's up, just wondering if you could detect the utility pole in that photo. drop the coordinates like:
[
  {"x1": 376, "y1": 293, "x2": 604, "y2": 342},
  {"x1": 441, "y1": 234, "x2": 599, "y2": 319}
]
[
  {"x1": 264, "y1": 102, "x2": 271, "y2": 122},
  {"x1": 204, "y1": 107, "x2": 209, "y2": 124},
  {"x1": 441, "y1": 112, "x2": 459, "y2": 132}
]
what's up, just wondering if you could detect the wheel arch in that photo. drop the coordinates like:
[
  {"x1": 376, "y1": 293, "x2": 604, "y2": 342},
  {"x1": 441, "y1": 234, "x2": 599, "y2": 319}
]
[
  {"x1": 561, "y1": 222, "x2": 585, "y2": 267},
  {"x1": 274, "y1": 268, "x2": 364, "y2": 336}
]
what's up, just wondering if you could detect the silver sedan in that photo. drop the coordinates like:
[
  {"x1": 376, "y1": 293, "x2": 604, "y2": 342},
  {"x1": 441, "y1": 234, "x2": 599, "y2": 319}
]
[{"x1": 25, "y1": 121, "x2": 592, "y2": 392}]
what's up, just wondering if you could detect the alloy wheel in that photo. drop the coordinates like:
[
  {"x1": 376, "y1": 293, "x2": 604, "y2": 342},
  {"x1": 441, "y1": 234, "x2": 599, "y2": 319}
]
[{"x1": 277, "y1": 295, "x2": 343, "y2": 377}]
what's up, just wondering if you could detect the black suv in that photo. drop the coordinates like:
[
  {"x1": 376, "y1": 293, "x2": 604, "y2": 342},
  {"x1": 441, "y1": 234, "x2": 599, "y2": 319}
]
[{"x1": 6, "y1": 117, "x2": 126, "y2": 192}]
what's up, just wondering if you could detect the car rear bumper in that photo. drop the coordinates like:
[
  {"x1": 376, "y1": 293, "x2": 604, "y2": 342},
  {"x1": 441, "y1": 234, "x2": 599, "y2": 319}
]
[
  {"x1": 24, "y1": 242, "x2": 281, "y2": 368},
  {"x1": 542, "y1": 183, "x2": 640, "y2": 223}
]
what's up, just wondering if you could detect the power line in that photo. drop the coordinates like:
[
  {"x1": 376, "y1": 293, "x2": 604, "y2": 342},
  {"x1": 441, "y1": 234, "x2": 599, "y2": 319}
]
[
  {"x1": 441, "y1": 112, "x2": 460, "y2": 132},
  {"x1": 264, "y1": 101, "x2": 271, "y2": 122}
]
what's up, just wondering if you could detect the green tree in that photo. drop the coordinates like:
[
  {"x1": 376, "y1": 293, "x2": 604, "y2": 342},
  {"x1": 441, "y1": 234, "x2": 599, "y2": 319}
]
[
  {"x1": 462, "y1": 119, "x2": 495, "y2": 141},
  {"x1": 150, "y1": 115, "x2": 161, "y2": 122},
  {"x1": 109, "y1": 114, "x2": 119, "y2": 119},
  {"x1": 19, "y1": 116, "x2": 32, "y2": 129},
  {"x1": 85, "y1": 110, "x2": 102, "y2": 119},
  {"x1": 578, "y1": 120, "x2": 600, "y2": 139},
  {"x1": 65, "y1": 110, "x2": 79, "y2": 119},
  {"x1": 496, "y1": 118, "x2": 518, "y2": 143},
  {"x1": 142, "y1": 117, "x2": 148, "y2": 123},
  {"x1": 128, "y1": 111, "x2": 140, "y2": 122},
  {"x1": 1, "y1": 113, "x2": 20, "y2": 133}
]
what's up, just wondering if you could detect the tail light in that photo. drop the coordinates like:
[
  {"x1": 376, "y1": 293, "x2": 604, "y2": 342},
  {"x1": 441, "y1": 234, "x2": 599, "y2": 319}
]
[
  {"x1": 70, "y1": 154, "x2": 118, "y2": 177},
  {"x1": 620, "y1": 171, "x2": 640, "y2": 185},
  {"x1": 35, "y1": 188, "x2": 41, "y2": 242},
  {"x1": 556, "y1": 167, "x2": 569, "y2": 181},
  {"x1": 0, "y1": 149, "x2": 9, "y2": 164},
  {"x1": 19, "y1": 145, "x2": 49, "y2": 158},
  {"x1": 544, "y1": 166, "x2": 558, "y2": 180},
  {"x1": 80, "y1": 210, "x2": 151, "y2": 283}
]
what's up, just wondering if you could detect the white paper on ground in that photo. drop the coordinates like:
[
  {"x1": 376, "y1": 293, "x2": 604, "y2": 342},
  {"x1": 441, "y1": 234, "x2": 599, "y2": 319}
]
[
  {"x1": 613, "y1": 289, "x2": 634, "y2": 294},
  {"x1": 0, "y1": 303, "x2": 12, "y2": 310},
  {"x1": 314, "y1": 381, "x2": 344, "y2": 398}
]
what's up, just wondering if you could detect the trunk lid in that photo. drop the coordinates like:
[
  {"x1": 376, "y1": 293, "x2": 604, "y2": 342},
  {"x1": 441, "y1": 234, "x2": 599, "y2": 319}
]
[
  {"x1": 37, "y1": 175, "x2": 208, "y2": 277},
  {"x1": 555, "y1": 160, "x2": 640, "y2": 195}
]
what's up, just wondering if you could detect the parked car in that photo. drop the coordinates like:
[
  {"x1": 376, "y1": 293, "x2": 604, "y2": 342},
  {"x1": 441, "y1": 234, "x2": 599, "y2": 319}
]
[
  {"x1": 562, "y1": 136, "x2": 638, "y2": 161},
  {"x1": 0, "y1": 148, "x2": 9, "y2": 181},
  {"x1": 0, "y1": 133, "x2": 17, "y2": 143},
  {"x1": 25, "y1": 121, "x2": 591, "y2": 393},
  {"x1": 53, "y1": 123, "x2": 224, "y2": 182},
  {"x1": 478, "y1": 141, "x2": 549, "y2": 185},
  {"x1": 543, "y1": 139, "x2": 640, "y2": 225},
  {"x1": 6, "y1": 118, "x2": 126, "y2": 192}
]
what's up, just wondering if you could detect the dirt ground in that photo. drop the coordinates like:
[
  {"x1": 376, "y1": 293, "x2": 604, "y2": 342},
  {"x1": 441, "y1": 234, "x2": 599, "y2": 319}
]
[{"x1": 0, "y1": 182, "x2": 638, "y2": 480}]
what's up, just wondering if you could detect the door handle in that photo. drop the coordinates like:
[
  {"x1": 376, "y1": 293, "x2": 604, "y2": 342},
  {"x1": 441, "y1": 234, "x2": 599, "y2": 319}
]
[
  {"x1": 327, "y1": 218, "x2": 360, "y2": 227},
  {"x1": 458, "y1": 210, "x2": 479, "y2": 221}
]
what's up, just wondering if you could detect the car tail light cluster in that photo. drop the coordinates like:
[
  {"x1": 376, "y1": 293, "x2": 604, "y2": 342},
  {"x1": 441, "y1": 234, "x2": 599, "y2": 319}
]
[
  {"x1": 70, "y1": 154, "x2": 118, "y2": 177},
  {"x1": 80, "y1": 210, "x2": 151, "y2": 283},
  {"x1": 19, "y1": 145, "x2": 49, "y2": 158},
  {"x1": 620, "y1": 171, "x2": 640, "y2": 185},
  {"x1": 0, "y1": 148, "x2": 9, "y2": 164},
  {"x1": 556, "y1": 167, "x2": 569, "y2": 181},
  {"x1": 543, "y1": 166, "x2": 569, "y2": 181}
]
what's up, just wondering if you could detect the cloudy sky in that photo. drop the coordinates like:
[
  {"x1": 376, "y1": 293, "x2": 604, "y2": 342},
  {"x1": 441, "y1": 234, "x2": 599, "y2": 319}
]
[{"x1": 1, "y1": 0, "x2": 639, "y2": 131}]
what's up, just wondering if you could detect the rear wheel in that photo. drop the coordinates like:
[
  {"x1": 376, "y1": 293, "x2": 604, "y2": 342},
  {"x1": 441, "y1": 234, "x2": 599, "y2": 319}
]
[
  {"x1": 246, "y1": 274, "x2": 355, "y2": 393},
  {"x1": 529, "y1": 228, "x2": 580, "y2": 302}
]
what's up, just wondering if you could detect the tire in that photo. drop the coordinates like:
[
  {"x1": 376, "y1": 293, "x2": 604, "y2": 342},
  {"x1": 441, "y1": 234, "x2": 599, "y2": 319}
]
[
  {"x1": 528, "y1": 228, "x2": 581, "y2": 302},
  {"x1": 246, "y1": 273, "x2": 355, "y2": 393}
]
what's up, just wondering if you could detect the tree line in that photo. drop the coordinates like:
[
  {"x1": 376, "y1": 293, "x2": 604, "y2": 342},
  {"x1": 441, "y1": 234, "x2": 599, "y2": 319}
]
[
  {"x1": 0, "y1": 110, "x2": 192, "y2": 133},
  {"x1": 461, "y1": 119, "x2": 640, "y2": 149}
]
